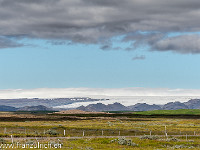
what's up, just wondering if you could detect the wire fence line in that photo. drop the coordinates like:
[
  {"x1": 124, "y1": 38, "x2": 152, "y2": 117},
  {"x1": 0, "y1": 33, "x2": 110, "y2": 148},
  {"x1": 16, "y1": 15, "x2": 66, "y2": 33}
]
[
  {"x1": 0, "y1": 127, "x2": 199, "y2": 138},
  {"x1": 2, "y1": 135, "x2": 200, "y2": 141}
]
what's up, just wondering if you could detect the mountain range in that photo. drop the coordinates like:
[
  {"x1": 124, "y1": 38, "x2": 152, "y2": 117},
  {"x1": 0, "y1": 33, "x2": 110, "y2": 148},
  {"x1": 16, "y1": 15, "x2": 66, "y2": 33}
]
[
  {"x1": 0, "y1": 97, "x2": 108, "y2": 108},
  {"x1": 0, "y1": 105, "x2": 52, "y2": 111},
  {"x1": 77, "y1": 99, "x2": 200, "y2": 112},
  {"x1": 1, "y1": 98, "x2": 200, "y2": 112}
]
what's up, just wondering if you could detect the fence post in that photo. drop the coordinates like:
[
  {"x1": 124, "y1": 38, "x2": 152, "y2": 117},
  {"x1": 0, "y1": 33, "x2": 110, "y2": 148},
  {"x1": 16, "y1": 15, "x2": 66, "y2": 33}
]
[
  {"x1": 119, "y1": 131, "x2": 120, "y2": 136},
  {"x1": 11, "y1": 135, "x2": 13, "y2": 144},
  {"x1": 64, "y1": 130, "x2": 66, "y2": 136},
  {"x1": 102, "y1": 130, "x2": 103, "y2": 136},
  {"x1": 4, "y1": 127, "x2": 6, "y2": 134},
  {"x1": 164, "y1": 126, "x2": 168, "y2": 139},
  {"x1": 83, "y1": 131, "x2": 85, "y2": 137},
  {"x1": 150, "y1": 130, "x2": 152, "y2": 136}
]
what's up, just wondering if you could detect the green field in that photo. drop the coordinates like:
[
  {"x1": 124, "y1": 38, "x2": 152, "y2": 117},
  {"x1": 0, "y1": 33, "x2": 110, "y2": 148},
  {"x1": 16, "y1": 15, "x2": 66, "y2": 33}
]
[
  {"x1": 134, "y1": 109, "x2": 200, "y2": 115},
  {"x1": 1, "y1": 112, "x2": 200, "y2": 149}
]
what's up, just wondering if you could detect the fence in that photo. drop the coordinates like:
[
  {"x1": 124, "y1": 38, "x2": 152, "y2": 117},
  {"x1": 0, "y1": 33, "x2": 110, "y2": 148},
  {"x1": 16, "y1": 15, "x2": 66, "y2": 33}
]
[{"x1": 0, "y1": 127, "x2": 199, "y2": 137}]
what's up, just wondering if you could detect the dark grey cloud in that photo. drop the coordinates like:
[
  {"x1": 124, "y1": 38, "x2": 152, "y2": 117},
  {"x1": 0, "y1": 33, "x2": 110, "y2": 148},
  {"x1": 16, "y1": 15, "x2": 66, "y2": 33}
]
[
  {"x1": 100, "y1": 44, "x2": 111, "y2": 50},
  {"x1": 123, "y1": 32, "x2": 165, "y2": 48},
  {"x1": 100, "y1": 43, "x2": 122, "y2": 50},
  {"x1": 132, "y1": 55, "x2": 146, "y2": 61},
  {"x1": 0, "y1": 36, "x2": 23, "y2": 48},
  {"x1": 124, "y1": 33, "x2": 200, "y2": 54},
  {"x1": 0, "y1": 0, "x2": 200, "y2": 53},
  {"x1": 152, "y1": 35, "x2": 200, "y2": 54}
]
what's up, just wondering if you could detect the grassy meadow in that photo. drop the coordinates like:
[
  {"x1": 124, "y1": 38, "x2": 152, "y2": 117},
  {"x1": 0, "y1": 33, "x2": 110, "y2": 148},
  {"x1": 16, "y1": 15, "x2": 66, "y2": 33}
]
[
  {"x1": 134, "y1": 109, "x2": 200, "y2": 115},
  {"x1": 0, "y1": 110, "x2": 200, "y2": 149}
]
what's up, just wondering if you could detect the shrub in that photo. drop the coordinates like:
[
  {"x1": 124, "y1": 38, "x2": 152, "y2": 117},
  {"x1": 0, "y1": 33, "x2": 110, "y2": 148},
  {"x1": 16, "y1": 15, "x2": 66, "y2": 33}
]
[
  {"x1": 117, "y1": 137, "x2": 137, "y2": 146},
  {"x1": 0, "y1": 138, "x2": 5, "y2": 144},
  {"x1": 140, "y1": 135, "x2": 159, "y2": 140},
  {"x1": 166, "y1": 137, "x2": 179, "y2": 142},
  {"x1": 45, "y1": 129, "x2": 59, "y2": 135}
]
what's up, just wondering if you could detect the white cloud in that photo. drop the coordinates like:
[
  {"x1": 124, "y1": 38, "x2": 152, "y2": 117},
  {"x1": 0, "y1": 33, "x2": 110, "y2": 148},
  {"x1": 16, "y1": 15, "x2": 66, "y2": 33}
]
[{"x1": 0, "y1": 88, "x2": 200, "y2": 99}]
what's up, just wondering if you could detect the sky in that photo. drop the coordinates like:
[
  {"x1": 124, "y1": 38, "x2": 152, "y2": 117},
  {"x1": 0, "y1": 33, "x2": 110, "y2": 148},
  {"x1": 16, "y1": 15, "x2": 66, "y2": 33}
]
[{"x1": 0, "y1": 0, "x2": 200, "y2": 98}]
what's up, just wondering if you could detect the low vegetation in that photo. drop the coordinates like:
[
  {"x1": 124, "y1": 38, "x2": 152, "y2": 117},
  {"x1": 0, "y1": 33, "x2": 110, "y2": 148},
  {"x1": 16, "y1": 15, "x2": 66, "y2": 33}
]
[
  {"x1": 0, "y1": 111, "x2": 200, "y2": 149},
  {"x1": 134, "y1": 109, "x2": 200, "y2": 115}
]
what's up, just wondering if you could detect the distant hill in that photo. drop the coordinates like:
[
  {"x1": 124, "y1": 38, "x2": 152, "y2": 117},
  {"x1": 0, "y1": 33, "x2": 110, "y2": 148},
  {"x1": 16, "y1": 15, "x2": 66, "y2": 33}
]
[
  {"x1": 77, "y1": 99, "x2": 200, "y2": 112},
  {"x1": 184, "y1": 99, "x2": 200, "y2": 109},
  {"x1": 107, "y1": 103, "x2": 128, "y2": 111},
  {"x1": 17, "y1": 105, "x2": 53, "y2": 111},
  {"x1": 78, "y1": 102, "x2": 161, "y2": 112},
  {"x1": 128, "y1": 103, "x2": 162, "y2": 111},
  {"x1": 1, "y1": 98, "x2": 200, "y2": 112},
  {"x1": 78, "y1": 103, "x2": 106, "y2": 112},
  {"x1": 78, "y1": 102, "x2": 128, "y2": 111},
  {"x1": 162, "y1": 102, "x2": 188, "y2": 110},
  {"x1": 0, "y1": 97, "x2": 108, "y2": 108},
  {"x1": 0, "y1": 105, "x2": 17, "y2": 111}
]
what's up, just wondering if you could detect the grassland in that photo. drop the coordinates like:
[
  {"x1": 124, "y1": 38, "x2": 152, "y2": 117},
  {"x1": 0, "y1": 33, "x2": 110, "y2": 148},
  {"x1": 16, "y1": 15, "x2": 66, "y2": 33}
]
[
  {"x1": 0, "y1": 111, "x2": 200, "y2": 149},
  {"x1": 134, "y1": 109, "x2": 200, "y2": 115}
]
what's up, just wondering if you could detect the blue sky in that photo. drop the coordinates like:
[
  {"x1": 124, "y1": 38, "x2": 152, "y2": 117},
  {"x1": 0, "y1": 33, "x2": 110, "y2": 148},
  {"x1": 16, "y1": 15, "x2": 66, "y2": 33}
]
[
  {"x1": 0, "y1": 37, "x2": 200, "y2": 89},
  {"x1": 1, "y1": 0, "x2": 200, "y2": 92}
]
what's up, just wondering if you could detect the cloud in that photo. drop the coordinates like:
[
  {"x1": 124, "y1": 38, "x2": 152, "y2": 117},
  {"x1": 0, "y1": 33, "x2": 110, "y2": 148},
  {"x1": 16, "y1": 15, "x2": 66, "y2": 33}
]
[
  {"x1": 0, "y1": 36, "x2": 23, "y2": 48},
  {"x1": 124, "y1": 33, "x2": 200, "y2": 54},
  {"x1": 1, "y1": 88, "x2": 200, "y2": 106},
  {"x1": 100, "y1": 44, "x2": 122, "y2": 50},
  {"x1": 0, "y1": 0, "x2": 200, "y2": 52},
  {"x1": 1, "y1": 88, "x2": 200, "y2": 99},
  {"x1": 132, "y1": 55, "x2": 146, "y2": 60},
  {"x1": 47, "y1": 40, "x2": 69, "y2": 46},
  {"x1": 152, "y1": 34, "x2": 200, "y2": 54}
]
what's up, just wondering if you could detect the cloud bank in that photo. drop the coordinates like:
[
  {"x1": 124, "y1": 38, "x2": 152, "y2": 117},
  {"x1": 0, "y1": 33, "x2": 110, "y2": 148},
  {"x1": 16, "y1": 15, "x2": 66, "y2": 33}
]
[
  {"x1": 1, "y1": 0, "x2": 200, "y2": 53},
  {"x1": 1, "y1": 88, "x2": 200, "y2": 99}
]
